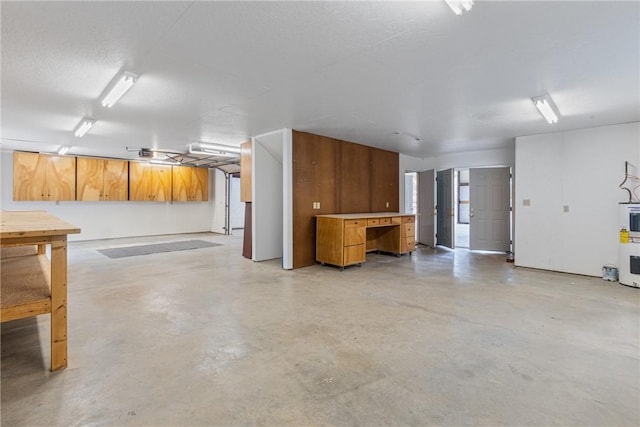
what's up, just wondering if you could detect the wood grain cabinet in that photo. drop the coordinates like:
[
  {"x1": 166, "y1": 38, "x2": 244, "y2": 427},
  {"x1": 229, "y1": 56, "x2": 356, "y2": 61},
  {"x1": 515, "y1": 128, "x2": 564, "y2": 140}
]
[
  {"x1": 317, "y1": 213, "x2": 415, "y2": 269},
  {"x1": 316, "y1": 217, "x2": 366, "y2": 268},
  {"x1": 13, "y1": 151, "x2": 76, "y2": 201},
  {"x1": 76, "y1": 157, "x2": 128, "y2": 201},
  {"x1": 172, "y1": 166, "x2": 208, "y2": 202},
  {"x1": 129, "y1": 162, "x2": 172, "y2": 201}
]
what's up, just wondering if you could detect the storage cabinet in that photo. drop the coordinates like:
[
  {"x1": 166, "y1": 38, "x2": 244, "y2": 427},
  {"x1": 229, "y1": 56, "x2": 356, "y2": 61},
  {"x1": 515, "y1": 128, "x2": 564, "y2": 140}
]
[
  {"x1": 129, "y1": 162, "x2": 172, "y2": 201},
  {"x1": 13, "y1": 152, "x2": 76, "y2": 201},
  {"x1": 240, "y1": 140, "x2": 252, "y2": 202},
  {"x1": 172, "y1": 166, "x2": 208, "y2": 202},
  {"x1": 316, "y1": 217, "x2": 366, "y2": 268},
  {"x1": 77, "y1": 157, "x2": 128, "y2": 201}
]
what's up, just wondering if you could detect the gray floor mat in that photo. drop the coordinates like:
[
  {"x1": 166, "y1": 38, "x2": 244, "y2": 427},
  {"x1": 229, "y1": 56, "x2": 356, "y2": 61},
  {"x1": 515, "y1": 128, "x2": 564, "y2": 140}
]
[{"x1": 97, "y1": 240, "x2": 221, "y2": 259}]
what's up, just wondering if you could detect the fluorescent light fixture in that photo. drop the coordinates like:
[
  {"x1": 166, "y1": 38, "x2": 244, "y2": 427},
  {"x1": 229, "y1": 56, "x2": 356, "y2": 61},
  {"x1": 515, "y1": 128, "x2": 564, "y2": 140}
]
[
  {"x1": 74, "y1": 118, "x2": 95, "y2": 137},
  {"x1": 445, "y1": 0, "x2": 474, "y2": 15},
  {"x1": 100, "y1": 71, "x2": 138, "y2": 108},
  {"x1": 57, "y1": 146, "x2": 70, "y2": 155},
  {"x1": 188, "y1": 142, "x2": 241, "y2": 157},
  {"x1": 532, "y1": 94, "x2": 560, "y2": 124},
  {"x1": 149, "y1": 159, "x2": 179, "y2": 166}
]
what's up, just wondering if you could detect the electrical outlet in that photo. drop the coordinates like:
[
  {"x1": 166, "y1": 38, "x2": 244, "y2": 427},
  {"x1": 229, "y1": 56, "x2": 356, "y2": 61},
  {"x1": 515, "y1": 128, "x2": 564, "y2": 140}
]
[
  {"x1": 312, "y1": 202, "x2": 321, "y2": 210},
  {"x1": 386, "y1": 201, "x2": 389, "y2": 208},
  {"x1": 522, "y1": 199, "x2": 531, "y2": 206},
  {"x1": 563, "y1": 205, "x2": 569, "y2": 213}
]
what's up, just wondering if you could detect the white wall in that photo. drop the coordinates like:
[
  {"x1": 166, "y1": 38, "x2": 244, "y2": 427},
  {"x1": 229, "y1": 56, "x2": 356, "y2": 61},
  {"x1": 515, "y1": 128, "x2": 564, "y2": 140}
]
[
  {"x1": 433, "y1": 146, "x2": 515, "y2": 171},
  {"x1": 211, "y1": 168, "x2": 227, "y2": 234},
  {"x1": 252, "y1": 130, "x2": 286, "y2": 262},
  {"x1": 229, "y1": 176, "x2": 244, "y2": 231},
  {"x1": 515, "y1": 122, "x2": 640, "y2": 276},
  {"x1": 0, "y1": 150, "x2": 217, "y2": 241}
]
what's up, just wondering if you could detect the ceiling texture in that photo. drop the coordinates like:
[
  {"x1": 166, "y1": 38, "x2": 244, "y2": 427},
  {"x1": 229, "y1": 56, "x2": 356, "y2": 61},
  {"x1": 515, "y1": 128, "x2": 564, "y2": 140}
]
[{"x1": 1, "y1": 1, "x2": 639, "y2": 161}]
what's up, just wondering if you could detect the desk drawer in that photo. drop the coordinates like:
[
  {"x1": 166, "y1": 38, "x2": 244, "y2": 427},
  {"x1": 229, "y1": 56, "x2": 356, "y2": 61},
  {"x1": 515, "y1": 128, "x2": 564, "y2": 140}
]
[
  {"x1": 367, "y1": 218, "x2": 380, "y2": 226},
  {"x1": 345, "y1": 219, "x2": 365, "y2": 227},
  {"x1": 402, "y1": 223, "x2": 415, "y2": 238},
  {"x1": 402, "y1": 215, "x2": 415, "y2": 224},
  {"x1": 344, "y1": 226, "x2": 365, "y2": 246},
  {"x1": 401, "y1": 238, "x2": 415, "y2": 253},
  {"x1": 344, "y1": 244, "x2": 365, "y2": 265},
  {"x1": 379, "y1": 217, "x2": 391, "y2": 225}
]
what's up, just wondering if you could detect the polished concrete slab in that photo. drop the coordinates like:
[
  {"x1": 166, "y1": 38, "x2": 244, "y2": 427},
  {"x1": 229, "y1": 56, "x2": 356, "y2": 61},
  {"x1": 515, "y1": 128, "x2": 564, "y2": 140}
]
[{"x1": 2, "y1": 232, "x2": 639, "y2": 426}]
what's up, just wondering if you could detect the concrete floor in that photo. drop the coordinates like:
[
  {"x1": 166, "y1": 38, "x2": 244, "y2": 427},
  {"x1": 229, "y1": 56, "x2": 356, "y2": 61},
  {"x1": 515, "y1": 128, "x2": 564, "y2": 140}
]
[{"x1": 1, "y1": 232, "x2": 639, "y2": 426}]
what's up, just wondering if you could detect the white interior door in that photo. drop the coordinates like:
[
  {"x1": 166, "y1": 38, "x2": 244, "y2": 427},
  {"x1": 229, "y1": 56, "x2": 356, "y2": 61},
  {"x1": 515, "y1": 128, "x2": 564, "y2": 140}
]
[
  {"x1": 417, "y1": 170, "x2": 435, "y2": 247},
  {"x1": 469, "y1": 167, "x2": 511, "y2": 251},
  {"x1": 436, "y1": 168, "x2": 455, "y2": 249}
]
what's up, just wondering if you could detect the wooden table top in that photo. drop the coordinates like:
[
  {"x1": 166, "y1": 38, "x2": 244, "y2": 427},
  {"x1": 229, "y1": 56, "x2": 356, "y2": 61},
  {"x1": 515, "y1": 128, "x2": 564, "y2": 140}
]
[
  {"x1": 0, "y1": 210, "x2": 81, "y2": 239},
  {"x1": 315, "y1": 212, "x2": 413, "y2": 219}
]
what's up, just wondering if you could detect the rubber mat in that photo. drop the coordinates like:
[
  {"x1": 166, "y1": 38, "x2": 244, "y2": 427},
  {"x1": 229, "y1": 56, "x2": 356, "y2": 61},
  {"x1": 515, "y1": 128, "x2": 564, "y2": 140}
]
[{"x1": 97, "y1": 240, "x2": 221, "y2": 259}]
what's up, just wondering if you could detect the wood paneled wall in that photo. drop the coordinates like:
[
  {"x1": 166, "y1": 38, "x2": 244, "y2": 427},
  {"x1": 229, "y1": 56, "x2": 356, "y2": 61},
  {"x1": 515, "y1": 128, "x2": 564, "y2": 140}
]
[{"x1": 292, "y1": 130, "x2": 399, "y2": 268}]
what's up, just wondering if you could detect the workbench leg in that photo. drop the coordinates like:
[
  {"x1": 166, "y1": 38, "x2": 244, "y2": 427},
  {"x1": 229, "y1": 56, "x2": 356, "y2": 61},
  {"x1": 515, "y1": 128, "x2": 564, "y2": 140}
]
[
  {"x1": 37, "y1": 244, "x2": 46, "y2": 255},
  {"x1": 50, "y1": 236, "x2": 68, "y2": 371}
]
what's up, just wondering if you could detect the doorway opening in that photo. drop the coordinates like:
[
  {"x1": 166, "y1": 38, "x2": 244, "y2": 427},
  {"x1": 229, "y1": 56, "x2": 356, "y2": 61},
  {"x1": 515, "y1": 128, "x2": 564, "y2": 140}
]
[
  {"x1": 455, "y1": 169, "x2": 470, "y2": 248},
  {"x1": 405, "y1": 172, "x2": 417, "y2": 214}
]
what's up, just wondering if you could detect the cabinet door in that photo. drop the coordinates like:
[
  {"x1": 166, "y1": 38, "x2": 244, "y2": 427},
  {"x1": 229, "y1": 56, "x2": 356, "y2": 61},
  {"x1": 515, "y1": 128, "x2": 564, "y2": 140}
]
[
  {"x1": 129, "y1": 162, "x2": 154, "y2": 201},
  {"x1": 172, "y1": 166, "x2": 190, "y2": 202},
  {"x1": 103, "y1": 159, "x2": 128, "y2": 201},
  {"x1": 131, "y1": 162, "x2": 172, "y2": 201},
  {"x1": 192, "y1": 168, "x2": 209, "y2": 201},
  {"x1": 13, "y1": 151, "x2": 47, "y2": 201},
  {"x1": 172, "y1": 166, "x2": 207, "y2": 202},
  {"x1": 77, "y1": 157, "x2": 104, "y2": 201},
  {"x1": 45, "y1": 155, "x2": 76, "y2": 201}
]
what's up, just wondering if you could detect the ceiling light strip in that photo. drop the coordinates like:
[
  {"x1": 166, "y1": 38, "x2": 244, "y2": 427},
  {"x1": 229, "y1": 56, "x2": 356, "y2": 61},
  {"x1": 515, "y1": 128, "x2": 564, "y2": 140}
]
[
  {"x1": 100, "y1": 71, "x2": 138, "y2": 108},
  {"x1": 532, "y1": 94, "x2": 560, "y2": 124},
  {"x1": 445, "y1": 0, "x2": 474, "y2": 15},
  {"x1": 74, "y1": 118, "x2": 95, "y2": 137}
]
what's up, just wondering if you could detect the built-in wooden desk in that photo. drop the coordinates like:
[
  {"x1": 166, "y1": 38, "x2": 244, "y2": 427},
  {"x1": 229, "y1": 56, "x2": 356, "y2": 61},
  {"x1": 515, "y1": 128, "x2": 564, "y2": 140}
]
[
  {"x1": 0, "y1": 210, "x2": 80, "y2": 371},
  {"x1": 316, "y1": 213, "x2": 415, "y2": 269}
]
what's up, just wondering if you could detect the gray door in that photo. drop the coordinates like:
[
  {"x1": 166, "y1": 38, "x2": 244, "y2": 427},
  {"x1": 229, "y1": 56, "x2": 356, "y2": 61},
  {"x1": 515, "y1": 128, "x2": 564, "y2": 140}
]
[
  {"x1": 469, "y1": 167, "x2": 511, "y2": 251},
  {"x1": 417, "y1": 170, "x2": 435, "y2": 247},
  {"x1": 436, "y1": 168, "x2": 455, "y2": 249}
]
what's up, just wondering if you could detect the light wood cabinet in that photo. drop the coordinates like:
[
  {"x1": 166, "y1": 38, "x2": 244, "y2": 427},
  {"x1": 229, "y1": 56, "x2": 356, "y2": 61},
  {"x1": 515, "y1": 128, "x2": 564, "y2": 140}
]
[
  {"x1": 240, "y1": 140, "x2": 252, "y2": 202},
  {"x1": 316, "y1": 213, "x2": 415, "y2": 268},
  {"x1": 129, "y1": 162, "x2": 172, "y2": 201},
  {"x1": 77, "y1": 157, "x2": 128, "y2": 201},
  {"x1": 172, "y1": 166, "x2": 208, "y2": 202},
  {"x1": 316, "y1": 217, "x2": 366, "y2": 268},
  {"x1": 13, "y1": 152, "x2": 76, "y2": 201}
]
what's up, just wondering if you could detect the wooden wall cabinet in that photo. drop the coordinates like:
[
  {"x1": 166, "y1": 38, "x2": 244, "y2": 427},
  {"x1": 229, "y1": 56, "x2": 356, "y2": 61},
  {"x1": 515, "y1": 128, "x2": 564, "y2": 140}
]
[
  {"x1": 240, "y1": 140, "x2": 252, "y2": 202},
  {"x1": 129, "y1": 162, "x2": 172, "y2": 201},
  {"x1": 172, "y1": 166, "x2": 208, "y2": 202},
  {"x1": 13, "y1": 152, "x2": 76, "y2": 201},
  {"x1": 76, "y1": 157, "x2": 128, "y2": 201}
]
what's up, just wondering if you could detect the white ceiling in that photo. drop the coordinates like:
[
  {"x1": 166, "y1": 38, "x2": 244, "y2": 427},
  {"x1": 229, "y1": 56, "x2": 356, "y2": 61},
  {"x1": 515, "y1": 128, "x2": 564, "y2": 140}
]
[{"x1": 2, "y1": 1, "x2": 639, "y2": 160}]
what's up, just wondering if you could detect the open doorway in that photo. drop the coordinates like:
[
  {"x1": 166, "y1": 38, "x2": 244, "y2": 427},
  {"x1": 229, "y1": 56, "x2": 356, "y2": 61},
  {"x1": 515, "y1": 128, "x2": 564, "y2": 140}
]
[
  {"x1": 404, "y1": 172, "x2": 417, "y2": 214},
  {"x1": 455, "y1": 169, "x2": 470, "y2": 248},
  {"x1": 437, "y1": 166, "x2": 511, "y2": 253}
]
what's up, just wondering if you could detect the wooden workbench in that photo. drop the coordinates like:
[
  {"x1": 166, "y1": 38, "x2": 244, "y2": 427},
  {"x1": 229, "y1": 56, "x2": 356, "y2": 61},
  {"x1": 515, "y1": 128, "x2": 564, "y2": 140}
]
[{"x1": 0, "y1": 210, "x2": 80, "y2": 371}]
